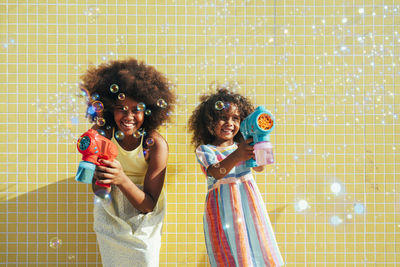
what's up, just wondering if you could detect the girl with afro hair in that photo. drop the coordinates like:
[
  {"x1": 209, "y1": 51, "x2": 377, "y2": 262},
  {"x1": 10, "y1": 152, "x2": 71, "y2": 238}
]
[{"x1": 79, "y1": 58, "x2": 175, "y2": 266}]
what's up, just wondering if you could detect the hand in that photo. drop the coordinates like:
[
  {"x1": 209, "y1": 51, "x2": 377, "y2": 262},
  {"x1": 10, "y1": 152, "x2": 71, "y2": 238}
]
[
  {"x1": 94, "y1": 159, "x2": 129, "y2": 186},
  {"x1": 233, "y1": 138, "x2": 255, "y2": 163}
]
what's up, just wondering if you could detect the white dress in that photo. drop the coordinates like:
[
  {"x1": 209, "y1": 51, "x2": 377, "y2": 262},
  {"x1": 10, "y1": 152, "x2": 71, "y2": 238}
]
[{"x1": 93, "y1": 136, "x2": 166, "y2": 266}]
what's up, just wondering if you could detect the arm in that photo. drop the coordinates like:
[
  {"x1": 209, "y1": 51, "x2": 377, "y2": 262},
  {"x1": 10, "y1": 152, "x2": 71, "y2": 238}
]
[
  {"x1": 207, "y1": 138, "x2": 255, "y2": 180},
  {"x1": 94, "y1": 132, "x2": 167, "y2": 213},
  {"x1": 118, "y1": 133, "x2": 167, "y2": 213},
  {"x1": 252, "y1": 165, "x2": 265, "y2": 172}
]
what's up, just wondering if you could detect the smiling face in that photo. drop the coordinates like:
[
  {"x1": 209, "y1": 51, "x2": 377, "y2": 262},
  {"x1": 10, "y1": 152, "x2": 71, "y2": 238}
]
[
  {"x1": 113, "y1": 97, "x2": 145, "y2": 136},
  {"x1": 212, "y1": 103, "x2": 241, "y2": 146}
]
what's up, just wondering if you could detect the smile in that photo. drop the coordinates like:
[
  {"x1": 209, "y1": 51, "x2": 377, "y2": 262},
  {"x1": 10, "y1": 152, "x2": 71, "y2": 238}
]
[{"x1": 121, "y1": 121, "x2": 136, "y2": 129}]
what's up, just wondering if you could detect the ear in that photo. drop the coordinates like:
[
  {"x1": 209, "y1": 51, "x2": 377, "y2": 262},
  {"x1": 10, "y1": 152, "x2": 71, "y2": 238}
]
[{"x1": 207, "y1": 124, "x2": 215, "y2": 136}]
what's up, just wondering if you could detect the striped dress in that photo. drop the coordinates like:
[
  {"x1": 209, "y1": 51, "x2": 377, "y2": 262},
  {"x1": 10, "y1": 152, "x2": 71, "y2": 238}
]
[{"x1": 196, "y1": 144, "x2": 284, "y2": 267}]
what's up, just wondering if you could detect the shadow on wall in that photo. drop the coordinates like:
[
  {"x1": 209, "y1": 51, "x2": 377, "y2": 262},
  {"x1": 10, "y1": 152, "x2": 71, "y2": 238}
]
[
  {"x1": 1, "y1": 175, "x2": 287, "y2": 265},
  {"x1": 1, "y1": 177, "x2": 101, "y2": 264}
]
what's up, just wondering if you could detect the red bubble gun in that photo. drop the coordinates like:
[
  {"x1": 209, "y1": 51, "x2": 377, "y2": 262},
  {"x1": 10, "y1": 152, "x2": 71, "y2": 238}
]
[
  {"x1": 240, "y1": 106, "x2": 275, "y2": 167},
  {"x1": 75, "y1": 129, "x2": 118, "y2": 188}
]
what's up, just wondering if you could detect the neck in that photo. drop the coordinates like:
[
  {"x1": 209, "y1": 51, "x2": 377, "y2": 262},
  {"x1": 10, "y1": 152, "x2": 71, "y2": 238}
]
[
  {"x1": 117, "y1": 134, "x2": 141, "y2": 151},
  {"x1": 212, "y1": 139, "x2": 234, "y2": 147}
]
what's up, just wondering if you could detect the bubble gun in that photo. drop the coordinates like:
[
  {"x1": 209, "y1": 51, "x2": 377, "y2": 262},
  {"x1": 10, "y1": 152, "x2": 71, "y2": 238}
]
[
  {"x1": 75, "y1": 129, "x2": 118, "y2": 188},
  {"x1": 240, "y1": 106, "x2": 275, "y2": 167}
]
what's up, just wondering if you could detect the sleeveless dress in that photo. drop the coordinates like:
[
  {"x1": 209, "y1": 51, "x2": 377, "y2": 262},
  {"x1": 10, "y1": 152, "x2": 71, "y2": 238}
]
[
  {"x1": 196, "y1": 144, "x2": 284, "y2": 267},
  {"x1": 93, "y1": 136, "x2": 166, "y2": 267}
]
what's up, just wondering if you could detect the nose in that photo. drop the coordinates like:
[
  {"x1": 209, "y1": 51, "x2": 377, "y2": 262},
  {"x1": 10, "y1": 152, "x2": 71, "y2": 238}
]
[
  {"x1": 123, "y1": 108, "x2": 136, "y2": 118},
  {"x1": 226, "y1": 117, "x2": 234, "y2": 125}
]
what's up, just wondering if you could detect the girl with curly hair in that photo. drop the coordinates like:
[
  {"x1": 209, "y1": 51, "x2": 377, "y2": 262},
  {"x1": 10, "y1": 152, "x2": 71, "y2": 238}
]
[
  {"x1": 188, "y1": 88, "x2": 284, "y2": 267},
  {"x1": 79, "y1": 58, "x2": 175, "y2": 266}
]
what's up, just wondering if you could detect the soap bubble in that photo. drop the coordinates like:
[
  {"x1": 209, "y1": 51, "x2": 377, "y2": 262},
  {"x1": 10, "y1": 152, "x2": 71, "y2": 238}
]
[
  {"x1": 110, "y1": 84, "x2": 119, "y2": 93},
  {"x1": 295, "y1": 199, "x2": 309, "y2": 212},
  {"x1": 87, "y1": 105, "x2": 97, "y2": 117},
  {"x1": 49, "y1": 237, "x2": 62, "y2": 249},
  {"x1": 215, "y1": 100, "x2": 225, "y2": 110},
  {"x1": 330, "y1": 215, "x2": 343, "y2": 226},
  {"x1": 92, "y1": 101, "x2": 104, "y2": 113},
  {"x1": 91, "y1": 93, "x2": 100, "y2": 101},
  {"x1": 94, "y1": 189, "x2": 111, "y2": 201},
  {"x1": 68, "y1": 255, "x2": 76, "y2": 262},
  {"x1": 146, "y1": 138, "x2": 154, "y2": 146},
  {"x1": 330, "y1": 182, "x2": 342, "y2": 195},
  {"x1": 115, "y1": 130, "x2": 125, "y2": 140},
  {"x1": 96, "y1": 117, "x2": 106, "y2": 126},
  {"x1": 79, "y1": 88, "x2": 90, "y2": 101},
  {"x1": 97, "y1": 129, "x2": 106, "y2": 136},
  {"x1": 123, "y1": 106, "x2": 129, "y2": 111},
  {"x1": 145, "y1": 109, "x2": 152, "y2": 116},
  {"x1": 219, "y1": 167, "x2": 226, "y2": 174},
  {"x1": 137, "y1": 102, "x2": 146, "y2": 111},
  {"x1": 156, "y1": 98, "x2": 167, "y2": 108},
  {"x1": 354, "y1": 203, "x2": 365, "y2": 214},
  {"x1": 133, "y1": 130, "x2": 142, "y2": 138},
  {"x1": 118, "y1": 93, "x2": 125, "y2": 100}
]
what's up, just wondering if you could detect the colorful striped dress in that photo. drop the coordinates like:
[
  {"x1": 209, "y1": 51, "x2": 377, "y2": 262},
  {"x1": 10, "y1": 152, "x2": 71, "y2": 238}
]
[{"x1": 196, "y1": 144, "x2": 284, "y2": 267}]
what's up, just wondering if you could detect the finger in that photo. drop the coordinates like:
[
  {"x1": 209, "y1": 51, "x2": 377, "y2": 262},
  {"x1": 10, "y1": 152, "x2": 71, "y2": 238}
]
[
  {"x1": 245, "y1": 137, "x2": 253, "y2": 144},
  {"x1": 96, "y1": 165, "x2": 108, "y2": 172},
  {"x1": 98, "y1": 159, "x2": 113, "y2": 166},
  {"x1": 95, "y1": 178, "x2": 112, "y2": 185}
]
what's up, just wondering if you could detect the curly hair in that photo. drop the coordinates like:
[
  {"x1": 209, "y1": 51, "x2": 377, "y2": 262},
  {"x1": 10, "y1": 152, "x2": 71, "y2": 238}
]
[
  {"x1": 80, "y1": 58, "x2": 176, "y2": 133},
  {"x1": 188, "y1": 88, "x2": 254, "y2": 148}
]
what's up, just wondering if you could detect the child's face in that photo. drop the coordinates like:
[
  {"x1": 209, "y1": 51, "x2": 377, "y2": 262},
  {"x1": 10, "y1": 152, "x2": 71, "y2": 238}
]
[
  {"x1": 212, "y1": 103, "x2": 240, "y2": 146},
  {"x1": 113, "y1": 97, "x2": 144, "y2": 136}
]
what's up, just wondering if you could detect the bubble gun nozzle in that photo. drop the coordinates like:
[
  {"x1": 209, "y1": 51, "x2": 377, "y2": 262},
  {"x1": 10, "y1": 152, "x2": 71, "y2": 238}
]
[{"x1": 240, "y1": 106, "x2": 275, "y2": 167}]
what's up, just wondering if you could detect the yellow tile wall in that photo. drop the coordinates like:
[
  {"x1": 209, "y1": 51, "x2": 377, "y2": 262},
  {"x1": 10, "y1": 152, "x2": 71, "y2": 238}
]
[{"x1": 0, "y1": 0, "x2": 399, "y2": 266}]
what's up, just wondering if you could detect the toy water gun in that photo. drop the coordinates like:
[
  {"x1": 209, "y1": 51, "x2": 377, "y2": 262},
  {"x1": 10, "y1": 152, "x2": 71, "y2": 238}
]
[
  {"x1": 75, "y1": 129, "x2": 118, "y2": 188},
  {"x1": 240, "y1": 106, "x2": 275, "y2": 167}
]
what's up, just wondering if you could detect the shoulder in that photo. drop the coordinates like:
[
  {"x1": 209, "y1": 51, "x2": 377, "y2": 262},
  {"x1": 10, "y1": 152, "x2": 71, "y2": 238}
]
[
  {"x1": 195, "y1": 144, "x2": 217, "y2": 155},
  {"x1": 145, "y1": 131, "x2": 169, "y2": 154}
]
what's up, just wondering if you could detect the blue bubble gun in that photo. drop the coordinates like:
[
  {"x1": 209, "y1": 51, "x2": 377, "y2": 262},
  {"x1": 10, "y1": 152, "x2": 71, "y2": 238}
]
[{"x1": 240, "y1": 106, "x2": 275, "y2": 167}]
